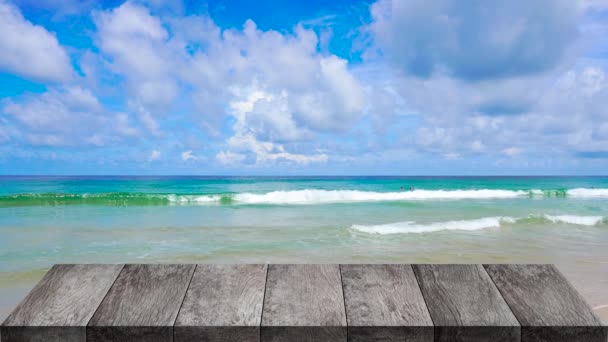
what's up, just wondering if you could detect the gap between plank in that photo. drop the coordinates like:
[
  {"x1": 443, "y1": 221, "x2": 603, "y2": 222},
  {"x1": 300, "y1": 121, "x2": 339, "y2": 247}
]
[
  {"x1": 481, "y1": 264, "x2": 523, "y2": 342},
  {"x1": 338, "y1": 264, "x2": 348, "y2": 342},
  {"x1": 85, "y1": 264, "x2": 125, "y2": 328},
  {"x1": 411, "y1": 264, "x2": 436, "y2": 330},
  {"x1": 173, "y1": 264, "x2": 197, "y2": 341},
  {"x1": 259, "y1": 263, "x2": 270, "y2": 342}
]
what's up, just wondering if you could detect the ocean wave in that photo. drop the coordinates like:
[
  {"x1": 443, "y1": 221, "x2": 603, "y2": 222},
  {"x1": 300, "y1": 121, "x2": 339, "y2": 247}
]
[
  {"x1": 0, "y1": 188, "x2": 607, "y2": 206},
  {"x1": 350, "y1": 217, "x2": 513, "y2": 234},
  {"x1": 567, "y1": 188, "x2": 608, "y2": 197},
  {"x1": 350, "y1": 214, "x2": 606, "y2": 235},
  {"x1": 231, "y1": 189, "x2": 528, "y2": 204},
  {"x1": 543, "y1": 215, "x2": 604, "y2": 226}
]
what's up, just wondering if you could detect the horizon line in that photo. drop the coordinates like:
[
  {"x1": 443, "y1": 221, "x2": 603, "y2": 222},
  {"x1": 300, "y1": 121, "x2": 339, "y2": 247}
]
[{"x1": 1, "y1": 174, "x2": 607, "y2": 178}]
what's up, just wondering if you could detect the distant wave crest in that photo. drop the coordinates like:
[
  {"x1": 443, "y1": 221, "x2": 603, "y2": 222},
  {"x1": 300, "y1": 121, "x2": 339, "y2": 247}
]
[
  {"x1": 231, "y1": 189, "x2": 527, "y2": 204},
  {"x1": 566, "y1": 188, "x2": 608, "y2": 197},
  {"x1": 0, "y1": 188, "x2": 607, "y2": 206}
]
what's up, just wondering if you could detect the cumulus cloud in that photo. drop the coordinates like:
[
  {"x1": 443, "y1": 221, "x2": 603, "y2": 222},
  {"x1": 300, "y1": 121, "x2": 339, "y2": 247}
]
[
  {"x1": 218, "y1": 88, "x2": 329, "y2": 165},
  {"x1": 148, "y1": 149, "x2": 161, "y2": 161},
  {"x1": 216, "y1": 151, "x2": 246, "y2": 165},
  {"x1": 369, "y1": 0, "x2": 579, "y2": 81},
  {"x1": 382, "y1": 65, "x2": 608, "y2": 159},
  {"x1": 184, "y1": 19, "x2": 363, "y2": 165},
  {"x1": 93, "y1": 0, "x2": 179, "y2": 137},
  {"x1": 360, "y1": 0, "x2": 608, "y2": 164},
  {"x1": 183, "y1": 19, "x2": 366, "y2": 136},
  {"x1": 91, "y1": 3, "x2": 365, "y2": 165},
  {"x1": 1, "y1": 87, "x2": 139, "y2": 146},
  {"x1": 0, "y1": 0, "x2": 73, "y2": 82},
  {"x1": 181, "y1": 150, "x2": 197, "y2": 161},
  {"x1": 4, "y1": 0, "x2": 608, "y2": 172}
]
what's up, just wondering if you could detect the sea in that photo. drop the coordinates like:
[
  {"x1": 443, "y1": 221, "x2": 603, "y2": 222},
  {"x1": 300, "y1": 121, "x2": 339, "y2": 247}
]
[{"x1": 1, "y1": 176, "x2": 607, "y2": 320}]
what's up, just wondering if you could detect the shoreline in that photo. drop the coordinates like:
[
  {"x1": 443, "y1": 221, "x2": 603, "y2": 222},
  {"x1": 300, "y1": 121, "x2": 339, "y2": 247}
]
[{"x1": 594, "y1": 305, "x2": 608, "y2": 323}]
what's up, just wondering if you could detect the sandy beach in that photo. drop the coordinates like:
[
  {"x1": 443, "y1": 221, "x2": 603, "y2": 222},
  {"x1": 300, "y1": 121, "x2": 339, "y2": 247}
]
[{"x1": 595, "y1": 305, "x2": 608, "y2": 324}]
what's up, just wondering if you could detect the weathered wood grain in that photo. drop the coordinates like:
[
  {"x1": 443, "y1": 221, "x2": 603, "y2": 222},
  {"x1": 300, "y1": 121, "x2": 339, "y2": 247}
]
[
  {"x1": 87, "y1": 264, "x2": 195, "y2": 342},
  {"x1": 412, "y1": 264, "x2": 521, "y2": 342},
  {"x1": 261, "y1": 264, "x2": 347, "y2": 342},
  {"x1": 340, "y1": 264, "x2": 434, "y2": 342},
  {"x1": 1, "y1": 264, "x2": 123, "y2": 342},
  {"x1": 174, "y1": 264, "x2": 267, "y2": 342},
  {"x1": 484, "y1": 264, "x2": 607, "y2": 342},
  {"x1": 4, "y1": 263, "x2": 605, "y2": 342}
]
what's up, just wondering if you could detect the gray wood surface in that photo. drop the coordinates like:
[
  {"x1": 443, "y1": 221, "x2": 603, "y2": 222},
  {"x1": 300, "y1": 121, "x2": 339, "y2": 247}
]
[
  {"x1": 340, "y1": 264, "x2": 433, "y2": 342},
  {"x1": 412, "y1": 264, "x2": 521, "y2": 342},
  {"x1": 261, "y1": 264, "x2": 347, "y2": 342},
  {"x1": 484, "y1": 264, "x2": 608, "y2": 342},
  {"x1": 174, "y1": 264, "x2": 267, "y2": 342},
  {"x1": 4, "y1": 263, "x2": 605, "y2": 342},
  {"x1": 87, "y1": 264, "x2": 195, "y2": 342},
  {"x1": 1, "y1": 264, "x2": 123, "y2": 342}
]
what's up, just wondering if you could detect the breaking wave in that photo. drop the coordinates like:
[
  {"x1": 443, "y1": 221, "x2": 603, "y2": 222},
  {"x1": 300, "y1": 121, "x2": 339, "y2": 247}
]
[
  {"x1": 349, "y1": 215, "x2": 606, "y2": 235},
  {"x1": 232, "y1": 189, "x2": 527, "y2": 204},
  {"x1": 566, "y1": 188, "x2": 608, "y2": 198},
  {"x1": 0, "y1": 188, "x2": 607, "y2": 206},
  {"x1": 543, "y1": 215, "x2": 605, "y2": 226}
]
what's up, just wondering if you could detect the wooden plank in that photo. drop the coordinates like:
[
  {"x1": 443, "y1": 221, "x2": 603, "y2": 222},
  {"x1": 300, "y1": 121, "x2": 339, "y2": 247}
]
[
  {"x1": 1, "y1": 264, "x2": 123, "y2": 342},
  {"x1": 412, "y1": 264, "x2": 520, "y2": 342},
  {"x1": 340, "y1": 264, "x2": 434, "y2": 342},
  {"x1": 87, "y1": 264, "x2": 195, "y2": 342},
  {"x1": 174, "y1": 264, "x2": 267, "y2": 342},
  {"x1": 261, "y1": 264, "x2": 347, "y2": 342},
  {"x1": 484, "y1": 264, "x2": 607, "y2": 342}
]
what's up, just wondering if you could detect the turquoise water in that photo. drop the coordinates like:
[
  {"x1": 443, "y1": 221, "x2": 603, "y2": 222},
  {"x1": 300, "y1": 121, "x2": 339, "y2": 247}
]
[{"x1": 1, "y1": 176, "x2": 608, "y2": 319}]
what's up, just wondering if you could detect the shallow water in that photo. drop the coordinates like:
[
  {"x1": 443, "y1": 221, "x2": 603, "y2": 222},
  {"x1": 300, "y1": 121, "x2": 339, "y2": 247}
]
[{"x1": 1, "y1": 176, "x2": 607, "y2": 320}]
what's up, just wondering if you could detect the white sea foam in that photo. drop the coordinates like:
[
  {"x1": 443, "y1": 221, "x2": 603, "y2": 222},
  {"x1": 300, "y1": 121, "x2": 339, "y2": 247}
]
[
  {"x1": 166, "y1": 194, "x2": 221, "y2": 203},
  {"x1": 232, "y1": 189, "x2": 527, "y2": 204},
  {"x1": 350, "y1": 217, "x2": 514, "y2": 235},
  {"x1": 163, "y1": 188, "x2": 608, "y2": 205},
  {"x1": 530, "y1": 189, "x2": 545, "y2": 196},
  {"x1": 567, "y1": 188, "x2": 608, "y2": 198},
  {"x1": 544, "y1": 215, "x2": 604, "y2": 226},
  {"x1": 350, "y1": 214, "x2": 605, "y2": 235}
]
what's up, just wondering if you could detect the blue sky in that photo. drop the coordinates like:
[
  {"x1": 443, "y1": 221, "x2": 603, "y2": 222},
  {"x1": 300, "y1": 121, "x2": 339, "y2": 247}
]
[{"x1": 1, "y1": 0, "x2": 608, "y2": 175}]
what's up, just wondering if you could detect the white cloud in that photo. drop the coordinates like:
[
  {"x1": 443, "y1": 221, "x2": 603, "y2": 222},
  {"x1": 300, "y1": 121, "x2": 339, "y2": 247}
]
[
  {"x1": 0, "y1": 0, "x2": 73, "y2": 82},
  {"x1": 380, "y1": 64, "x2": 608, "y2": 159},
  {"x1": 220, "y1": 88, "x2": 329, "y2": 165},
  {"x1": 128, "y1": 101, "x2": 161, "y2": 136},
  {"x1": 225, "y1": 133, "x2": 328, "y2": 165},
  {"x1": 177, "y1": 19, "x2": 366, "y2": 140},
  {"x1": 2, "y1": 87, "x2": 139, "y2": 146},
  {"x1": 2, "y1": 2, "x2": 367, "y2": 165},
  {"x1": 4, "y1": 0, "x2": 605, "y2": 171},
  {"x1": 181, "y1": 150, "x2": 196, "y2": 161},
  {"x1": 369, "y1": 0, "x2": 579, "y2": 81},
  {"x1": 443, "y1": 153, "x2": 461, "y2": 160},
  {"x1": 148, "y1": 149, "x2": 161, "y2": 161},
  {"x1": 184, "y1": 20, "x2": 364, "y2": 164},
  {"x1": 502, "y1": 147, "x2": 522, "y2": 157},
  {"x1": 579, "y1": 0, "x2": 608, "y2": 10},
  {"x1": 94, "y1": 1, "x2": 178, "y2": 109},
  {"x1": 216, "y1": 151, "x2": 245, "y2": 165},
  {"x1": 91, "y1": 5, "x2": 366, "y2": 163}
]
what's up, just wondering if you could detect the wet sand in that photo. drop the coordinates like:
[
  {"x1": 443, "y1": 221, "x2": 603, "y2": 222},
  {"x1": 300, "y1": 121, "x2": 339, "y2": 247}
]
[{"x1": 595, "y1": 305, "x2": 608, "y2": 324}]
